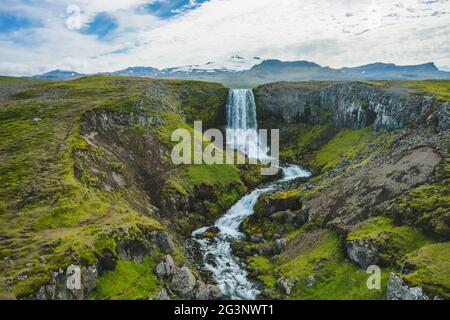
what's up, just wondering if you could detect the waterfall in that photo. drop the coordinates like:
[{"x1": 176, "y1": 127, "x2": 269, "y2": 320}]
[
  {"x1": 192, "y1": 89, "x2": 311, "y2": 300},
  {"x1": 225, "y1": 89, "x2": 269, "y2": 160}
]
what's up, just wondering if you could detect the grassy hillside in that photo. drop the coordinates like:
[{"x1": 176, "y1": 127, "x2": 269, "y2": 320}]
[
  {"x1": 1, "y1": 77, "x2": 448, "y2": 300},
  {"x1": 0, "y1": 76, "x2": 244, "y2": 299}
]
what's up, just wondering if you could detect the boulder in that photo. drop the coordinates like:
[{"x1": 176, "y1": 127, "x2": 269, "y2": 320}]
[
  {"x1": 260, "y1": 241, "x2": 273, "y2": 255},
  {"x1": 157, "y1": 288, "x2": 170, "y2": 300},
  {"x1": 170, "y1": 266, "x2": 197, "y2": 298},
  {"x1": 306, "y1": 275, "x2": 316, "y2": 288},
  {"x1": 270, "y1": 211, "x2": 287, "y2": 223},
  {"x1": 273, "y1": 238, "x2": 287, "y2": 254},
  {"x1": 195, "y1": 281, "x2": 223, "y2": 300},
  {"x1": 277, "y1": 277, "x2": 297, "y2": 295},
  {"x1": 386, "y1": 273, "x2": 432, "y2": 300},
  {"x1": 150, "y1": 230, "x2": 175, "y2": 254},
  {"x1": 202, "y1": 226, "x2": 220, "y2": 239},
  {"x1": 269, "y1": 210, "x2": 301, "y2": 225},
  {"x1": 156, "y1": 255, "x2": 177, "y2": 279},
  {"x1": 36, "y1": 264, "x2": 97, "y2": 300},
  {"x1": 345, "y1": 239, "x2": 379, "y2": 269},
  {"x1": 117, "y1": 239, "x2": 151, "y2": 263},
  {"x1": 117, "y1": 231, "x2": 174, "y2": 263}
]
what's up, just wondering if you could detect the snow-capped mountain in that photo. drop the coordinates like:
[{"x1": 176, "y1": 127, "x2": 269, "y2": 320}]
[
  {"x1": 159, "y1": 55, "x2": 264, "y2": 74},
  {"x1": 32, "y1": 57, "x2": 450, "y2": 87},
  {"x1": 110, "y1": 67, "x2": 161, "y2": 77}
]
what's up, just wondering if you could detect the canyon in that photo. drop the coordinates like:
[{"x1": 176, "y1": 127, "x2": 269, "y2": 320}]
[{"x1": 0, "y1": 76, "x2": 448, "y2": 300}]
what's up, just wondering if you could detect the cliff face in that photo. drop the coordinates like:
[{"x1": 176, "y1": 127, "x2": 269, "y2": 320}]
[
  {"x1": 254, "y1": 81, "x2": 449, "y2": 132},
  {"x1": 242, "y1": 81, "x2": 450, "y2": 301}
]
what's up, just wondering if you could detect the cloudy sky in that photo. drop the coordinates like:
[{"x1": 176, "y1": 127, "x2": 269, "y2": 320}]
[{"x1": 0, "y1": 0, "x2": 449, "y2": 76}]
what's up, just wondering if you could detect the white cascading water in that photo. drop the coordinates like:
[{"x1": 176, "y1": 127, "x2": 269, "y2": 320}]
[
  {"x1": 192, "y1": 89, "x2": 310, "y2": 300},
  {"x1": 225, "y1": 89, "x2": 269, "y2": 160}
]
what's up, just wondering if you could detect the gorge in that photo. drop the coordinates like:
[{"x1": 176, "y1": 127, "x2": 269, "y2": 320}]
[
  {"x1": 0, "y1": 76, "x2": 448, "y2": 300},
  {"x1": 192, "y1": 89, "x2": 310, "y2": 299}
]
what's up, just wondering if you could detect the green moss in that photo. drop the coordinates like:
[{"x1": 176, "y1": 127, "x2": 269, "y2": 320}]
[
  {"x1": 89, "y1": 257, "x2": 161, "y2": 300},
  {"x1": 311, "y1": 127, "x2": 372, "y2": 172},
  {"x1": 243, "y1": 188, "x2": 303, "y2": 238},
  {"x1": 402, "y1": 242, "x2": 450, "y2": 299},
  {"x1": 1, "y1": 76, "x2": 219, "y2": 299},
  {"x1": 364, "y1": 80, "x2": 450, "y2": 101},
  {"x1": 279, "y1": 124, "x2": 332, "y2": 162},
  {"x1": 182, "y1": 164, "x2": 243, "y2": 187},
  {"x1": 389, "y1": 161, "x2": 450, "y2": 240},
  {"x1": 276, "y1": 230, "x2": 388, "y2": 300},
  {"x1": 403, "y1": 80, "x2": 450, "y2": 102},
  {"x1": 217, "y1": 186, "x2": 245, "y2": 209},
  {"x1": 248, "y1": 256, "x2": 277, "y2": 290},
  {"x1": 347, "y1": 216, "x2": 432, "y2": 266}
]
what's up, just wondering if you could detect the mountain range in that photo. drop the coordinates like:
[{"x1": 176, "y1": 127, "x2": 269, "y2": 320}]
[{"x1": 32, "y1": 58, "x2": 450, "y2": 87}]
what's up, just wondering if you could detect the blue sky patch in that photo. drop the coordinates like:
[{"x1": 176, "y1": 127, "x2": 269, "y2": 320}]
[
  {"x1": 81, "y1": 12, "x2": 118, "y2": 39},
  {"x1": 0, "y1": 12, "x2": 40, "y2": 33},
  {"x1": 144, "y1": 0, "x2": 209, "y2": 18}
]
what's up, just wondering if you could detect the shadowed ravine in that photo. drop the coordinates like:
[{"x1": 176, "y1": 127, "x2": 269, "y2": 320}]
[{"x1": 192, "y1": 89, "x2": 310, "y2": 299}]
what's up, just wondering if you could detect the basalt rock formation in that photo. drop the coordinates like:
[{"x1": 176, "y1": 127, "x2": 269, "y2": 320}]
[
  {"x1": 239, "y1": 80, "x2": 449, "y2": 300},
  {"x1": 254, "y1": 81, "x2": 449, "y2": 132}
]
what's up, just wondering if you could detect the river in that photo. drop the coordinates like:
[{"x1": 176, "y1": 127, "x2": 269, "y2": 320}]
[{"x1": 192, "y1": 89, "x2": 310, "y2": 300}]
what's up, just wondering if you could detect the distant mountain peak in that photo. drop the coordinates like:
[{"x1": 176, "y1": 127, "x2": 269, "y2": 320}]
[
  {"x1": 31, "y1": 59, "x2": 450, "y2": 84},
  {"x1": 33, "y1": 69, "x2": 84, "y2": 80},
  {"x1": 418, "y1": 62, "x2": 438, "y2": 70},
  {"x1": 251, "y1": 59, "x2": 322, "y2": 70}
]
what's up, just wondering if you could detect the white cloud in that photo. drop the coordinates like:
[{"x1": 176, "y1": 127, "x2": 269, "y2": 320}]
[
  {"x1": 62, "y1": 0, "x2": 155, "y2": 29},
  {"x1": 0, "y1": 0, "x2": 449, "y2": 76},
  {"x1": 65, "y1": 5, "x2": 82, "y2": 30}
]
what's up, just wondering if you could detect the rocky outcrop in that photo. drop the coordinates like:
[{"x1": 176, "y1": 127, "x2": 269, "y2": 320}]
[
  {"x1": 276, "y1": 277, "x2": 297, "y2": 295},
  {"x1": 254, "y1": 191, "x2": 302, "y2": 217},
  {"x1": 80, "y1": 109, "x2": 169, "y2": 200},
  {"x1": 117, "y1": 230, "x2": 174, "y2": 263},
  {"x1": 307, "y1": 146, "x2": 444, "y2": 232},
  {"x1": 156, "y1": 255, "x2": 177, "y2": 279},
  {"x1": 156, "y1": 288, "x2": 170, "y2": 300},
  {"x1": 194, "y1": 281, "x2": 223, "y2": 300},
  {"x1": 254, "y1": 82, "x2": 449, "y2": 133},
  {"x1": 155, "y1": 255, "x2": 222, "y2": 300},
  {"x1": 386, "y1": 273, "x2": 439, "y2": 300},
  {"x1": 170, "y1": 266, "x2": 197, "y2": 298},
  {"x1": 273, "y1": 238, "x2": 287, "y2": 254},
  {"x1": 35, "y1": 229, "x2": 175, "y2": 300},
  {"x1": 36, "y1": 265, "x2": 97, "y2": 300},
  {"x1": 345, "y1": 239, "x2": 379, "y2": 269}
]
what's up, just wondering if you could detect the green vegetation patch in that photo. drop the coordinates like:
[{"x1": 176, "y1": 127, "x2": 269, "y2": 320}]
[
  {"x1": 389, "y1": 160, "x2": 450, "y2": 240},
  {"x1": 279, "y1": 124, "x2": 332, "y2": 163},
  {"x1": 365, "y1": 80, "x2": 450, "y2": 101},
  {"x1": 347, "y1": 216, "x2": 432, "y2": 266},
  {"x1": 1, "y1": 76, "x2": 227, "y2": 299},
  {"x1": 276, "y1": 230, "x2": 389, "y2": 300},
  {"x1": 402, "y1": 242, "x2": 450, "y2": 299},
  {"x1": 311, "y1": 127, "x2": 372, "y2": 173},
  {"x1": 182, "y1": 164, "x2": 243, "y2": 187},
  {"x1": 248, "y1": 256, "x2": 277, "y2": 290},
  {"x1": 89, "y1": 257, "x2": 161, "y2": 300},
  {"x1": 403, "y1": 80, "x2": 450, "y2": 102}
]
